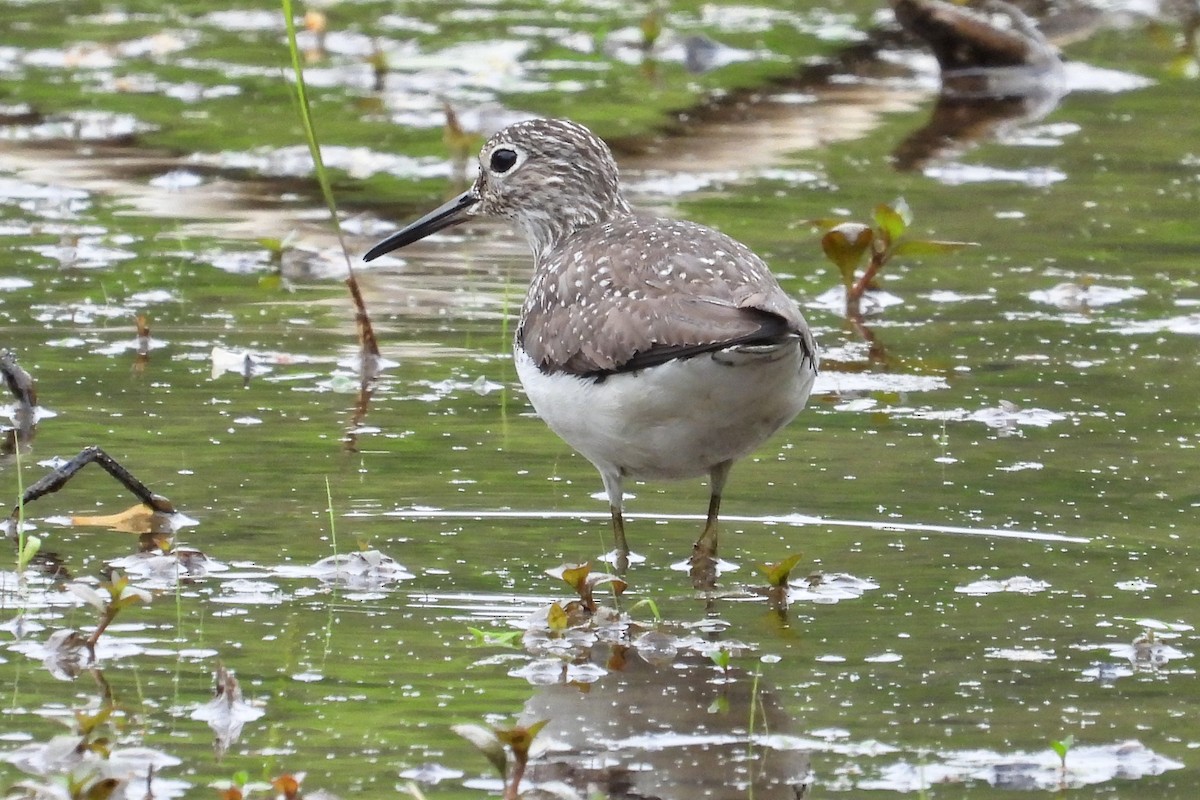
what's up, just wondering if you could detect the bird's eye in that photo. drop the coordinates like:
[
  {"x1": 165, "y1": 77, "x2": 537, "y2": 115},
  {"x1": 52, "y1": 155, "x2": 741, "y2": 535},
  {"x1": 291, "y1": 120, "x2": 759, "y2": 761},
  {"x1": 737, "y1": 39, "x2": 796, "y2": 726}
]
[{"x1": 489, "y1": 148, "x2": 518, "y2": 174}]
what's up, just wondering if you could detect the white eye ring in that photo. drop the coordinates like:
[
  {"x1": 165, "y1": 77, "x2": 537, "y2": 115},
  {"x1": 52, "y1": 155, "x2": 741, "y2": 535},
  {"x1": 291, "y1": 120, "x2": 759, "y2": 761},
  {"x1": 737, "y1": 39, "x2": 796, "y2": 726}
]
[{"x1": 486, "y1": 145, "x2": 525, "y2": 175}]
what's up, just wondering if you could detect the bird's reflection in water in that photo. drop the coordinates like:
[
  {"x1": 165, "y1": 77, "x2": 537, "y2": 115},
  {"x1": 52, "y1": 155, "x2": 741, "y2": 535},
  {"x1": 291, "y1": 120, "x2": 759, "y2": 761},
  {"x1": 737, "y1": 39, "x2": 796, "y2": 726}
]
[
  {"x1": 892, "y1": 79, "x2": 1063, "y2": 173},
  {"x1": 520, "y1": 644, "x2": 810, "y2": 799},
  {"x1": 890, "y1": 0, "x2": 1067, "y2": 172}
]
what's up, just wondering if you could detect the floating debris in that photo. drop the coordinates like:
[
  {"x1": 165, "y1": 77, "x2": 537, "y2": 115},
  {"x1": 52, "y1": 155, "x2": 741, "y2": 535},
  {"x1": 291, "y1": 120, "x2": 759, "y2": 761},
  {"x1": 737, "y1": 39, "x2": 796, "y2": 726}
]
[
  {"x1": 191, "y1": 663, "x2": 266, "y2": 758},
  {"x1": 955, "y1": 575, "x2": 1051, "y2": 595}
]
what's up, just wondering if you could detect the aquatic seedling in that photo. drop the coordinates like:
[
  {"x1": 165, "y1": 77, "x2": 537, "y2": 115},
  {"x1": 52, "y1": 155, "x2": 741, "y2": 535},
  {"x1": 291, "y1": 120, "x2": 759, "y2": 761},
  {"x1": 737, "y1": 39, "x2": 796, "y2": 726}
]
[
  {"x1": 757, "y1": 553, "x2": 804, "y2": 588},
  {"x1": 367, "y1": 45, "x2": 389, "y2": 93},
  {"x1": 67, "y1": 571, "x2": 151, "y2": 659},
  {"x1": 710, "y1": 645, "x2": 732, "y2": 676},
  {"x1": 452, "y1": 719, "x2": 549, "y2": 800},
  {"x1": 811, "y1": 199, "x2": 976, "y2": 317},
  {"x1": 756, "y1": 553, "x2": 804, "y2": 611},
  {"x1": 626, "y1": 596, "x2": 662, "y2": 622},
  {"x1": 546, "y1": 561, "x2": 627, "y2": 614},
  {"x1": 1050, "y1": 733, "x2": 1074, "y2": 781}
]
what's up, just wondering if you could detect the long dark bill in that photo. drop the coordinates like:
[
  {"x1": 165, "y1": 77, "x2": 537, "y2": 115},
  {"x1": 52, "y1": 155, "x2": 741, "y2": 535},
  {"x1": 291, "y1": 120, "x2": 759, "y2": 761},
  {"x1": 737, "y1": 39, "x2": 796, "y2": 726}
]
[{"x1": 362, "y1": 189, "x2": 479, "y2": 262}]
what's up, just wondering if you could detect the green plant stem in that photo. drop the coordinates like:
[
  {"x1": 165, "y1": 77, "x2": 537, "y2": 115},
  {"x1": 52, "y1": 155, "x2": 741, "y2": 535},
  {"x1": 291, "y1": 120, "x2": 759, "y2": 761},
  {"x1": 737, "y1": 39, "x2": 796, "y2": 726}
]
[
  {"x1": 324, "y1": 477, "x2": 338, "y2": 558},
  {"x1": 281, "y1": 0, "x2": 346, "y2": 255},
  {"x1": 280, "y1": 0, "x2": 380, "y2": 357},
  {"x1": 14, "y1": 445, "x2": 26, "y2": 574}
]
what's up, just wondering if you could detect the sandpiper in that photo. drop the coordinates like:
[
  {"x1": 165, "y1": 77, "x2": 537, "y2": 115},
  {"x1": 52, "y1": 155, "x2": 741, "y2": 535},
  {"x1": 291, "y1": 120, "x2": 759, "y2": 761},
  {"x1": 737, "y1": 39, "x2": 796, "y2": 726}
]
[{"x1": 365, "y1": 118, "x2": 818, "y2": 570}]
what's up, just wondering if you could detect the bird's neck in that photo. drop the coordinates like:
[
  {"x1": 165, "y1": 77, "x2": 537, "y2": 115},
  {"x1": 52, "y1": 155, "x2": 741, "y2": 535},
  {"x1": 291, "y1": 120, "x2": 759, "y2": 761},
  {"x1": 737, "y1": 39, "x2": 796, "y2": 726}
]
[{"x1": 520, "y1": 194, "x2": 633, "y2": 262}]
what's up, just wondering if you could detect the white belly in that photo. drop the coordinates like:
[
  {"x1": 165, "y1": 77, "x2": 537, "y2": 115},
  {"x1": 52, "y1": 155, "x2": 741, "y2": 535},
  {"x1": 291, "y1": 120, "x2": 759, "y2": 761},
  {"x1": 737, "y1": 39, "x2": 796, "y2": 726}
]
[{"x1": 514, "y1": 341, "x2": 816, "y2": 481}]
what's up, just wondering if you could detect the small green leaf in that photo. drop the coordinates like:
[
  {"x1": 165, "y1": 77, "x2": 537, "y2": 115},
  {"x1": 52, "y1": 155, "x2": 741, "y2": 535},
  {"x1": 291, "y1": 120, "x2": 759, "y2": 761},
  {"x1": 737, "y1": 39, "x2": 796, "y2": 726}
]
[
  {"x1": 468, "y1": 627, "x2": 522, "y2": 647},
  {"x1": 546, "y1": 601, "x2": 569, "y2": 632},
  {"x1": 892, "y1": 238, "x2": 979, "y2": 257},
  {"x1": 873, "y1": 202, "x2": 909, "y2": 245},
  {"x1": 710, "y1": 648, "x2": 731, "y2": 671},
  {"x1": 74, "y1": 706, "x2": 113, "y2": 736},
  {"x1": 820, "y1": 223, "x2": 873, "y2": 287},
  {"x1": 805, "y1": 216, "x2": 848, "y2": 232},
  {"x1": 17, "y1": 534, "x2": 41, "y2": 570},
  {"x1": 1050, "y1": 734, "x2": 1075, "y2": 760},
  {"x1": 756, "y1": 553, "x2": 804, "y2": 587},
  {"x1": 82, "y1": 778, "x2": 121, "y2": 800},
  {"x1": 495, "y1": 719, "x2": 549, "y2": 758},
  {"x1": 627, "y1": 597, "x2": 661, "y2": 621}
]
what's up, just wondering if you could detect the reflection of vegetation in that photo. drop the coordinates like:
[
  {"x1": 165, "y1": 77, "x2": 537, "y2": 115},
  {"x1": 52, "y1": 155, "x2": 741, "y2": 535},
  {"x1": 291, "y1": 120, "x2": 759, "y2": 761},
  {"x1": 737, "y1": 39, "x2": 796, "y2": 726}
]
[{"x1": 4, "y1": 673, "x2": 177, "y2": 799}]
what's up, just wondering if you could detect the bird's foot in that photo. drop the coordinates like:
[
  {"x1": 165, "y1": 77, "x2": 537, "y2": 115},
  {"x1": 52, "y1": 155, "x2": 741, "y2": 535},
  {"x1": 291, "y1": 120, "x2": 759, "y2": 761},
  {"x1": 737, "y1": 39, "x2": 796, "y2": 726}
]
[{"x1": 689, "y1": 538, "x2": 719, "y2": 591}]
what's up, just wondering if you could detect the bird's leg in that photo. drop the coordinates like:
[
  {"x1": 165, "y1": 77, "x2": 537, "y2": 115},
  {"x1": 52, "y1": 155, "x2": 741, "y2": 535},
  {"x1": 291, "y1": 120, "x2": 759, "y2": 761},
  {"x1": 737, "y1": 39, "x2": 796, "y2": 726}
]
[
  {"x1": 610, "y1": 506, "x2": 629, "y2": 573},
  {"x1": 692, "y1": 460, "x2": 732, "y2": 566},
  {"x1": 602, "y1": 470, "x2": 630, "y2": 573}
]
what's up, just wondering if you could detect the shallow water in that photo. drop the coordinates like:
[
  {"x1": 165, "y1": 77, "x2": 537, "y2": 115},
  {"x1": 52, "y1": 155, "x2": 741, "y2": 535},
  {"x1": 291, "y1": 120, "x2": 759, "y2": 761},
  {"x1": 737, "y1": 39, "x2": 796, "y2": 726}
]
[{"x1": 1, "y1": 1, "x2": 1198, "y2": 798}]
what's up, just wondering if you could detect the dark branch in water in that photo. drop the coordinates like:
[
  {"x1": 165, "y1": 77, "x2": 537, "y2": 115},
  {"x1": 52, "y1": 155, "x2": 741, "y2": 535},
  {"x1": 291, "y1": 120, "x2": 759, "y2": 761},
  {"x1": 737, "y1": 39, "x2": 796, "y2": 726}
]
[
  {"x1": 10, "y1": 446, "x2": 176, "y2": 521},
  {"x1": 1, "y1": 350, "x2": 38, "y2": 407},
  {"x1": 2, "y1": 350, "x2": 39, "y2": 455}
]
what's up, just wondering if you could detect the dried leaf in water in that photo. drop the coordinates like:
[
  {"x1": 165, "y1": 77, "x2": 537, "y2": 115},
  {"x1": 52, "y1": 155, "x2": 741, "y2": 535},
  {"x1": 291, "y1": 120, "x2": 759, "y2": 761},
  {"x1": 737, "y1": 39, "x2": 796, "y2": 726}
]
[
  {"x1": 72, "y1": 503, "x2": 171, "y2": 535},
  {"x1": 271, "y1": 774, "x2": 301, "y2": 800},
  {"x1": 556, "y1": 563, "x2": 592, "y2": 596}
]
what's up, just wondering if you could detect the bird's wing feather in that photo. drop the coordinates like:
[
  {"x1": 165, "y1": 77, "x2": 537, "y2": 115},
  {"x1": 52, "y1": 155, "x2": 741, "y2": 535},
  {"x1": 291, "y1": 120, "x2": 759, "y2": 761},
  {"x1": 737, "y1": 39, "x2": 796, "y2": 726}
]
[{"x1": 519, "y1": 217, "x2": 813, "y2": 376}]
